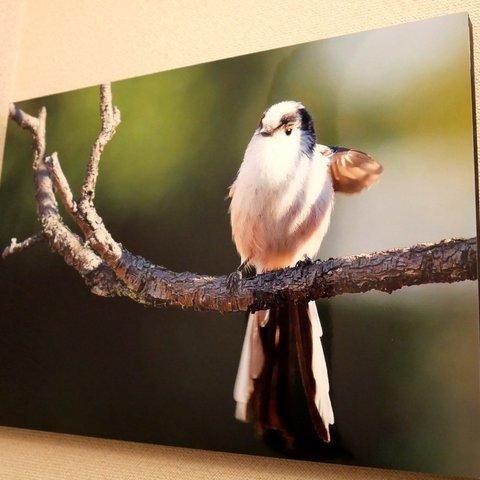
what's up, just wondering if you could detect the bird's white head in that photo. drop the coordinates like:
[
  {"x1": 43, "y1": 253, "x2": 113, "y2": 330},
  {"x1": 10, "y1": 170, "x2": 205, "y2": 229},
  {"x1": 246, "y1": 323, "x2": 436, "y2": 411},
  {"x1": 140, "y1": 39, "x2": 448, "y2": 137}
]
[{"x1": 255, "y1": 101, "x2": 316, "y2": 158}]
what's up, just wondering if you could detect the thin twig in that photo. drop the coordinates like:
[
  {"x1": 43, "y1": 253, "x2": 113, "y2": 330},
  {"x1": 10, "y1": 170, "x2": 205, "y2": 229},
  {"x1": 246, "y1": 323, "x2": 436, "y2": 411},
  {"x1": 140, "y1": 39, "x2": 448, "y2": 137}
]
[
  {"x1": 45, "y1": 152, "x2": 77, "y2": 214},
  {"x1": 8, "y1": 104, "x2": 39, "y2": 133},
  {"x1": 2, "y1": 233, "x2": 45, "y2": 260},
  {"x1": 79, "y1": 84, "x2": 120, "y2": 206}
]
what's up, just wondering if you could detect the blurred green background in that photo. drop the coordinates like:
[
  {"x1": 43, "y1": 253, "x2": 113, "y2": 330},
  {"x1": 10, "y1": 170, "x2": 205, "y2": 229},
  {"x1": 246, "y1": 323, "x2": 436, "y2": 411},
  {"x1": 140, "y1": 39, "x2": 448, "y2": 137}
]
[{"x1": 1, "y1": 13, "x2": 479, "y2": 478}]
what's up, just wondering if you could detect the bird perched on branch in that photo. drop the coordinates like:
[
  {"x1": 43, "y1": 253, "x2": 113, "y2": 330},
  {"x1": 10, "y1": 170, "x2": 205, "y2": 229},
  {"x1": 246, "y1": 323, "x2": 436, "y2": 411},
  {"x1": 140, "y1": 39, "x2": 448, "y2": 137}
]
[{"x1": 228, "y1": 101, "x2": 383, "y2": 446}]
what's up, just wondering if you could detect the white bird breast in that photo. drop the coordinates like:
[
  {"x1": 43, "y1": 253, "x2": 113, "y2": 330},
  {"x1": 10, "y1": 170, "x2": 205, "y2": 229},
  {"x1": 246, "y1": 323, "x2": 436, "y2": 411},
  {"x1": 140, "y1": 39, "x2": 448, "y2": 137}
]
[{"x1": 229, "y1": 131, "x2": 334, "y2": 272}]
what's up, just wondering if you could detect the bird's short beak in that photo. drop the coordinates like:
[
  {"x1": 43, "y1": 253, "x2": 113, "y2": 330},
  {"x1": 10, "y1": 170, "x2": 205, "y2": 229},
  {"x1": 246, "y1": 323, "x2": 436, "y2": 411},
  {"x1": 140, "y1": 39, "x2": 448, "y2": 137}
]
[{"x1": 259, "y1": 127, "x2": 272, "y2": 137}]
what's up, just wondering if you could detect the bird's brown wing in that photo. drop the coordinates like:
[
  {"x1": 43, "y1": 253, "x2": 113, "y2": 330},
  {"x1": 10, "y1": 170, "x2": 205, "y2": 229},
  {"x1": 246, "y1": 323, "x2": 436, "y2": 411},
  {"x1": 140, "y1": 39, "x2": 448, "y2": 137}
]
[{"x1": 321, "y1": 146, "x2": 383, "y2": 194}]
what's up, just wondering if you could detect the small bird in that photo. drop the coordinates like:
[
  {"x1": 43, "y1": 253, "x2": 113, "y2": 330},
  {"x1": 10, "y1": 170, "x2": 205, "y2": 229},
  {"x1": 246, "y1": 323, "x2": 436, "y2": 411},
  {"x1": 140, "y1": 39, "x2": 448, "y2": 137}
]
[{"x1": 228, "y1": 101, "x2": 383, "y2": 446}]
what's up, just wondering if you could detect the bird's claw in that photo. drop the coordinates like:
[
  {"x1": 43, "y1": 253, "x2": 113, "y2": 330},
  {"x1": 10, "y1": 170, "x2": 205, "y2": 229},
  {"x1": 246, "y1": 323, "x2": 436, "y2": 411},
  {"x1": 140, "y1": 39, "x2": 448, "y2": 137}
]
[
  {"x1": 295, "y1": 254, "x2": 313, "y2": 268},
  {"x1": 226, "y1": 270, "x2": 242, "y2": 293}
]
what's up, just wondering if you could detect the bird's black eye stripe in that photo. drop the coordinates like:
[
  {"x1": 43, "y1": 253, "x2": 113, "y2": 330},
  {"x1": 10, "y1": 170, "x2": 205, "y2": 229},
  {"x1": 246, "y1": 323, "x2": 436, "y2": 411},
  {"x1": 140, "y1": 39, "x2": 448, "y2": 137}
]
[
  {"x1": 298, "y1": 108, "x2": 315, "y2": 136},
  {"x1": 280, "y1": 114, "x2": 296, "y2": 125},
  {"x1": 297, "y1": 107, "x2": 316, "y2": 157}
]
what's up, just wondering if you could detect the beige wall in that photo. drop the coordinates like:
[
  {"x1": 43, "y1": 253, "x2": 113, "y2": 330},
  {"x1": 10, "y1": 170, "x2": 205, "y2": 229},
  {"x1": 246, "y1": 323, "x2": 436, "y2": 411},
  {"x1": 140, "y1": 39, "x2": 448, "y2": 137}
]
[{"x1": 0, "y1": 1, "x2": 478, "y2": 478}]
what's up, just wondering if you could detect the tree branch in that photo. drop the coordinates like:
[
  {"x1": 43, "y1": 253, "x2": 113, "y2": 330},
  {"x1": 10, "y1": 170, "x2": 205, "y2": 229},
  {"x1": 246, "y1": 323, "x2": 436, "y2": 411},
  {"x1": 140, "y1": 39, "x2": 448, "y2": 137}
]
[
  {"x1": 8, "y1": 104, "x2": 38, "y2": 133},
  {"x1": 44, "y1": 152, "x2": 77, "y2": 214},
  {"x1": 7, "y1": 102, "x2": 127, "y2": 298},
  {"x1": 1, "y1": 233, "x2": 45, "y2": 260},
  {"x1": 79, "y1": 84, "x2": 121, "y2": 207},
  {"x1": 58, "y1": 235, "x2": 479, "y2": 313},
  {"x1": 6, "y1": 85, "x2": 478, "y2": 313}
]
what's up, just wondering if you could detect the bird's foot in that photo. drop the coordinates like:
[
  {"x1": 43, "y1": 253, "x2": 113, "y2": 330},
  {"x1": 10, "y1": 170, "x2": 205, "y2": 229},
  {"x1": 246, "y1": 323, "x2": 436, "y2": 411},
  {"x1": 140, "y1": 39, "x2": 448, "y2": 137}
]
[
  {"x1": 295, "y1": 254, "x2": 313, "y2": 268},
  {"x1": 227, "y1": 259, "x2": 252, "y2": 293},
  {"x1": 226, "y1": 270, "x2": 242, "y2": 293}
]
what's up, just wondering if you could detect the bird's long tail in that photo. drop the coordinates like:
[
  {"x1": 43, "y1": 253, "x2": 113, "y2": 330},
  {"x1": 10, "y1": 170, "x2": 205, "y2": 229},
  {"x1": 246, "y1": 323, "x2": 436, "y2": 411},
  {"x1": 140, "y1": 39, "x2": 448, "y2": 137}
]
[{"x1": 233, "y1": 301, "x2": 334, "y2": 444}]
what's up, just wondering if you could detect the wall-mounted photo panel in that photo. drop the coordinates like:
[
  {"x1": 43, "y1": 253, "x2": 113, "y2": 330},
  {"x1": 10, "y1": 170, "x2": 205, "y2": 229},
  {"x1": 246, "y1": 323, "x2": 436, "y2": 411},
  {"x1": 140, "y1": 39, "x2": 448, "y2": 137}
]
[{"x1": 1, "y1": 12, "x2": 478, "y2": 478}]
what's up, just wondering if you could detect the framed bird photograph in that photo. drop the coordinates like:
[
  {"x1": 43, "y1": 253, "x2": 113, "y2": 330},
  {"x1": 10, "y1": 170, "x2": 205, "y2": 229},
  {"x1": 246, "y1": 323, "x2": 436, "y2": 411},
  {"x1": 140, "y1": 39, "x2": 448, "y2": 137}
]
[{"x1": 1, "y1": 12, "x2": 479, "y2": 479}]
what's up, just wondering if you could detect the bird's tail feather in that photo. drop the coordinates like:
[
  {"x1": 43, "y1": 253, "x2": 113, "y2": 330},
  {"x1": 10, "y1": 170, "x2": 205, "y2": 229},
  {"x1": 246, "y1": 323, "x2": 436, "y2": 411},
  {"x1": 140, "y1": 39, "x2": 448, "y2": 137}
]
[
  {"x1": 233, "y1": 301, "x2": 333, "y2": 444},
  {"x1": 233, "y1": 310, "x2": 267, "y2": 421}
]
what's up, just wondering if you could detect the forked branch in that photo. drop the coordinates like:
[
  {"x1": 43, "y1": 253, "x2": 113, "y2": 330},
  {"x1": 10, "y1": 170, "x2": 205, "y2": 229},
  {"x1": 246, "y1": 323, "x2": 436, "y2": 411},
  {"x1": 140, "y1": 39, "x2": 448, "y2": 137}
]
[{"x1": 4, "y1": 84, "x2": 478, "y2": 313}]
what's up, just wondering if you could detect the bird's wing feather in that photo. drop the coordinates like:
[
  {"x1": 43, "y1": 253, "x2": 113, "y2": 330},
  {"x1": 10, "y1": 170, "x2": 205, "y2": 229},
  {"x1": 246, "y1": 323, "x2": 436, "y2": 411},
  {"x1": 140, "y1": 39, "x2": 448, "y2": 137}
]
[{"x1": 320, "y1": 145, "x2": 383, "y2": 194}]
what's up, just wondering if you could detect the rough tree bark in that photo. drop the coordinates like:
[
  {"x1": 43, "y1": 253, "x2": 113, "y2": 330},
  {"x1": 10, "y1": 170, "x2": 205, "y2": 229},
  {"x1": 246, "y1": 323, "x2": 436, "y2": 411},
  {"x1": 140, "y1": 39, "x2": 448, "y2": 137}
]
[{"x1": 3, "y1": 85, "x2": 478, "y2": 313}]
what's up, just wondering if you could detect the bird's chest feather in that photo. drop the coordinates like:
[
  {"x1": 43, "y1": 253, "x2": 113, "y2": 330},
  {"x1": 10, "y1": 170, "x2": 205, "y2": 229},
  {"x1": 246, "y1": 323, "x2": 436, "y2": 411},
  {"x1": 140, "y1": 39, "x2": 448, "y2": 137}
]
[
  {"x1": 236, "y1": 137, "x2": 309, "y2": 217},
  {"x1": 230, "y1": 142, "x2": 333, "y2": 266}
]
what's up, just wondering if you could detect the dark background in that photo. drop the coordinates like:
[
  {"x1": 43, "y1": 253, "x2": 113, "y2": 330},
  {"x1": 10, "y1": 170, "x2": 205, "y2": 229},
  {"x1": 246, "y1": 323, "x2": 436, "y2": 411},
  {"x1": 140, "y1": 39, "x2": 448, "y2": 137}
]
[{"x1": 0, "y1": 13, "x2": 479, "y2": 477}]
